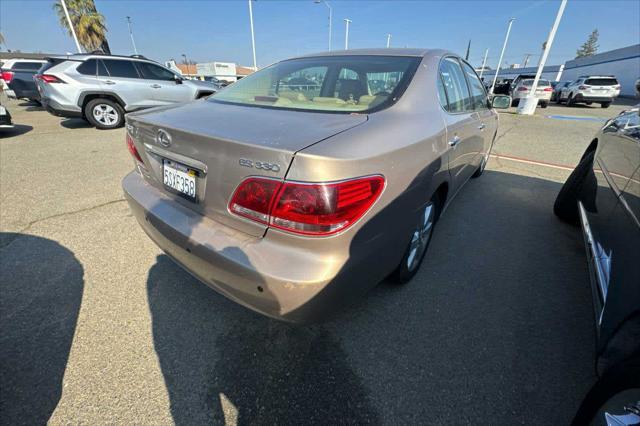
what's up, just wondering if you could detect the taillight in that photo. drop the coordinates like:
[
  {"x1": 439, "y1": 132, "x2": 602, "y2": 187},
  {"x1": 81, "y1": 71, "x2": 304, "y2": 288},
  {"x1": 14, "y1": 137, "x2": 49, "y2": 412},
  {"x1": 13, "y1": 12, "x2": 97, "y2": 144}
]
[
  {"x1": 1, "y1": 71, "x2": 14, "y2": 83},
  {"x1": 543, "y1": 87, "x2": 553, "y2": 92},
  {"x1": 126, "y1": 133, "x2": 143, "y2": 163},
  {"x1": 517, "y1": 87, "x2": 529, "y2": 91},
  {"x1": 614, "y1": 85, "x2": 621, "y2": 90},
  {"x1": 229, "y1": 175, "x2": 385, "y2": 235},
  {"x1": 578, "y1": 85, "x2": 587, "y2": 90},
  {"x1": 35, "y1": 74, "x2": 65, "y2": 83}
]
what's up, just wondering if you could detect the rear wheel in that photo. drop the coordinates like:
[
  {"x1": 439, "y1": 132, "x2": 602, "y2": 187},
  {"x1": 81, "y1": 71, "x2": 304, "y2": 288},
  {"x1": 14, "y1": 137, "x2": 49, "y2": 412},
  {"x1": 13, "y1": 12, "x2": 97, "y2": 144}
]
[
  {"x1": 511, "y1": 98, "x2": 519, "y2": 107},
  {"x1": 553, "y1": 151, "x2": 595, "y2": 224},
  {"x1": 567, "y1": 94, "x2": 575, "y2": 106},
  {"x1": 586, "y1": 101, "x2": 593, "y2": 105},
  {"x1": 472, "y1": 152, "x2": 489, "y2": 178},
  {"x1": 601, "y1": 102, "x2": 611, "y2": 108},
  {"x1": 391, "y1": 194, "x2": 440, "y2": 284},
  {"x1": 84, "y1": 98, "x2": 124, "y2": 130},
  {"x1": 540, "y1": 102, "x2": 548, "y2": 108}
]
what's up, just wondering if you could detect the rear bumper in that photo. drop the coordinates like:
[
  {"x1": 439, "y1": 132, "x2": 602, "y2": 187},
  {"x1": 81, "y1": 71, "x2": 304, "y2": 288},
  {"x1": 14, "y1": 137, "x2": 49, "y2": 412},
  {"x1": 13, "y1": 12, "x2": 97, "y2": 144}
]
[
  {"x1": 575, "y1": 94, "x2": 613, "y2": 103},
  {"x1": 41, "y1": 97, "x2": 82, "y2": 119},
  {"x1": 122, "y1": 171, "x2": 364, "y2": 323}
]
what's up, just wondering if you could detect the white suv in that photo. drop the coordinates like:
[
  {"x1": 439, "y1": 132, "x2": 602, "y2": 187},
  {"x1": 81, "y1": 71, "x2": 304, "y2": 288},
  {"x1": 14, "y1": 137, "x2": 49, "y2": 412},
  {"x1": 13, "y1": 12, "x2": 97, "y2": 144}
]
[
  {"x1": 558, "y1": 75, "x2": 621, "y2": 108},
  {"x1": 35, "y1": 54, "x2": 218, "y2": 129}
]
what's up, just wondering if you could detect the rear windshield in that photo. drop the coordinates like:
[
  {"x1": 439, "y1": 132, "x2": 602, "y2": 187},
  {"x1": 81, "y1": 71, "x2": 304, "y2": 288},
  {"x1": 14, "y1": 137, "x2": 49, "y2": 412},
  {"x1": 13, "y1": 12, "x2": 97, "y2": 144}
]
[
  {"x1": 522, "y1": 79, "x2": 550, "y2": 87},
  {"x1": 585, "y1": 78, "x2": 618, "y2": 86},
  {"x1": 210, "y1": 55, "x2": 421, "y2": 113},
  {"x1": 13, "y1": 62, "x2": 44, "y2": 71}
]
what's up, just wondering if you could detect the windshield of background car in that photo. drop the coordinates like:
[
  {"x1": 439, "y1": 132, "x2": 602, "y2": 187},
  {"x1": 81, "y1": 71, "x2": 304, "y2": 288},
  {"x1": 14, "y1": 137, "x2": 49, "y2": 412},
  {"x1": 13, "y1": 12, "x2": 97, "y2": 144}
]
[
  {"x1": 210, "y1": 55, "x2": 421, "y2": 113},
  {"x1": 585, "y1": 78, "x2": 618, "y2": 86}
]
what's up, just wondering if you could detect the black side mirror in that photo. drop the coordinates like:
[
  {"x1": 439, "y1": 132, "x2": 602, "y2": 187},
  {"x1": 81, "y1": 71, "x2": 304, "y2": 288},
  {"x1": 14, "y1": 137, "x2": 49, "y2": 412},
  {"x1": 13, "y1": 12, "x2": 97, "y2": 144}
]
[{"x1": 174, "y1": 75, "x2": 183, "y2": 85}]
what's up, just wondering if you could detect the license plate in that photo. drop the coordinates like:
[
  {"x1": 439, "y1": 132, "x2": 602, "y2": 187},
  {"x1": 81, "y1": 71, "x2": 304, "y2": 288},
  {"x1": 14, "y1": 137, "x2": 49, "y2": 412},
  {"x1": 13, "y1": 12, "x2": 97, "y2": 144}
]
[{"x1": 163, "y1": 160, "x2": 197, "y2": 200}]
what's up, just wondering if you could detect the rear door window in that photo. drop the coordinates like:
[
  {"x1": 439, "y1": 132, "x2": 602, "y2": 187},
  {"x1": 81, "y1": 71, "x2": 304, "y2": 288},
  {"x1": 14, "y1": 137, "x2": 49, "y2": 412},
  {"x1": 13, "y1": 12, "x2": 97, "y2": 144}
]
[
  {"x1": 585, "y1": 78, "x2": 618, "y2": 86},
  {"x1": 102, "y1": 59, "x2": 139, "y2": 78},
  {"x1": 97, "y1": 60, "x2": 110, "y2": 77},
  {"x1": 460, "y1": 61, "x2": 487, "y2": 110},
  {"x1": 439, "y1": 57, "x2": 471, "y2": 113},
  {"x1": 77, "y1": 59, "x2": 97, "y2": 75}
]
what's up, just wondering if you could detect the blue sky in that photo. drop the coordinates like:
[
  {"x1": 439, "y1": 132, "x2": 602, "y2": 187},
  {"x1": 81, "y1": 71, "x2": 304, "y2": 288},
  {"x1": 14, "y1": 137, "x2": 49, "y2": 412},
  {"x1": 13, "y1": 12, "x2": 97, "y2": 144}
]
[{"x1": 1, "y1": 0, "x2": 638, "y2": 68}]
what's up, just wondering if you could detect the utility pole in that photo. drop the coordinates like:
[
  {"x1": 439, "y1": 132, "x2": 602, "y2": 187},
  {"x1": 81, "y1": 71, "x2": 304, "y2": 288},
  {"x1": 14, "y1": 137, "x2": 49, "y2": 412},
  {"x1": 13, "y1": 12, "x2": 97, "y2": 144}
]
[
  {"x1": 489, "y1": 17, "x2": 515, "y2": 95},
  {"x1": 479, "y1": 48, "x2": 489, "y2": 79},
  {"x1": 314, "y1": 1, "x2": 332, "y2": 51},
  {"x1": 248, "y1": 0, "x2": 257, "y2": 69},
  {"x1": 518, "y1": 0, "x2": 567, "y2": 115},
  {"x1": 344, "y1": 18, "x2": 352, "y2": 50},
  {"x1": 126, "y1": 16, "x2": 138, "y2": 55},
  {"x1": 60, "y1": 0, "x2": 82, "y2": 53},
  {"x1": 386, "y1": 34, "x2": 392, "y2": 48},
  {"x1": 522, "y1": 53, "x2": 531, "y2": 68},
  {"x1": 465, "y1": 40, "x2": 471, "y2": 60}
]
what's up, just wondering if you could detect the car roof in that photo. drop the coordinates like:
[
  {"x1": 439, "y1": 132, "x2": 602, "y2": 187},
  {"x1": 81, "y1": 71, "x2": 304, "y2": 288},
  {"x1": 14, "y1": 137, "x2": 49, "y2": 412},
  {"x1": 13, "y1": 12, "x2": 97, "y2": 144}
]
[
  {"x1": 47, "y1": 53, "x2": 159, "y2": 65},
  {"x1": 291, "y1": 48, "x2": 449, "y2": 59}
]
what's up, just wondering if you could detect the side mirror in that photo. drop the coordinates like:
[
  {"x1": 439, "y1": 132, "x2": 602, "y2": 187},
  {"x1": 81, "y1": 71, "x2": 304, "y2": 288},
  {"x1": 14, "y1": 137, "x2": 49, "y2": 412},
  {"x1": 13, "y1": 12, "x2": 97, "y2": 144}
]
[
  {"x1": 491, "y1": 95, "x2": 511, "y2": 109},
  {"x1": 174, "y1": 75, "x2": 183, "y2": 85}
]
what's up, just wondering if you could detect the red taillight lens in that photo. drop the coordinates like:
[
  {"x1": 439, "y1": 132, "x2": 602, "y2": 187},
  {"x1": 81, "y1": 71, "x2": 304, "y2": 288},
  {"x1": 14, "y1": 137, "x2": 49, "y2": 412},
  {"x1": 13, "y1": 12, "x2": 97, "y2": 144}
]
[
  {"x1": 35, "y1": 74, "x2": 65, "y2": 83},
  {"x1": 126, "y1": 133, "x2": 143, "y2": 163},
  {"x1": 229, "y1": 178, "x2": 282, "y2": 223},
  {"x1": 543, "y1": 87, "x2": 553, "y2": 92},
  {"x1": 517, "y1": 87, "x2": 529, "y2": 91},
  {"x1": 578, "y1": 85, "x2": 587, "y2": 90},
  {"x1": 229, "y1": 175, "x2": 385, "y2": 235},
  {"x1": 1, "y1": 71, "x2": 14, "y2": 83}
]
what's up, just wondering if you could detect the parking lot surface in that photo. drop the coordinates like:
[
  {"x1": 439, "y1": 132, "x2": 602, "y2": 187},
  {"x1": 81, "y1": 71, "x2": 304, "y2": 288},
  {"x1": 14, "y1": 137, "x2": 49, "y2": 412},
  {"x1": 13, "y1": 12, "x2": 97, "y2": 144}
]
[{"x1": 0, "y1": 98, "x2": 634, "y2": 424}]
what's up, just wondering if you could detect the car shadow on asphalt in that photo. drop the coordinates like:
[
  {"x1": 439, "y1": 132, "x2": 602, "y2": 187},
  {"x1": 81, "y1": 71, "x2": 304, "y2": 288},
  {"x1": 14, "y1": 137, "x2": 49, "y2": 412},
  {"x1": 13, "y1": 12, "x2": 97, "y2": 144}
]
[
  {"x1": 0, "y1": 233, "x2": 84, "y2": 424},
  {"x1": 0, "y1": 124, "x2": 33, "y2": 138},
  {"x1": 144, "y1": 169, "x2": 596, "y2": 424},
  {"x1": 60, "y1": 119, "x2": 92, "y2": 129}
]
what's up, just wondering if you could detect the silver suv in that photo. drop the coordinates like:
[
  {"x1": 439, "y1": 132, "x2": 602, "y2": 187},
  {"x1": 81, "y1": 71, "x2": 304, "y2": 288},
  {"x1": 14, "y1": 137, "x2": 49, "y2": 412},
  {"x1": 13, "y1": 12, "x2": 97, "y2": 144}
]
[
  {"x1": 558, "y1": 75, "x2": 621, "y2": 108},
  {"x1": 35, "y1": 54, "x2": 218, "y2": 129}
]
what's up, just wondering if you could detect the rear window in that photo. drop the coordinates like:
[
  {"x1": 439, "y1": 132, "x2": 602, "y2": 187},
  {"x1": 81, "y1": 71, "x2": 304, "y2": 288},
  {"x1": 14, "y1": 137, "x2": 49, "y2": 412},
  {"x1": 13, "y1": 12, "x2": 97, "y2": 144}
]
[
  {"x1": 585, "y1": 78, "x2": 618, "y2": 86},
  {"x1": 210, "y1": 55, "x2": 421, "y2": 113},
  {"x1": 101, "y1": 59, "x2": 139, "y2": 79},
  {"x1": 13, "y1": 62, "x2": 44, "y2": 71},
  {"x1": 77, "y1": 59, "x2": 97, "y2": 75},
  {"x1": 522, "y1": 79, "x2": 550, "y2": 87}
]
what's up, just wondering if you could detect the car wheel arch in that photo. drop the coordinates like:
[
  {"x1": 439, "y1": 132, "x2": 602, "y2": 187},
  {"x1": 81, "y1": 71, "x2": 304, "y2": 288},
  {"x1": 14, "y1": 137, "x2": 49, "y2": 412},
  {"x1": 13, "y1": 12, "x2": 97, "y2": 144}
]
[{"x1": 78, "y1": 92, "x2": 127, "y2": 115}]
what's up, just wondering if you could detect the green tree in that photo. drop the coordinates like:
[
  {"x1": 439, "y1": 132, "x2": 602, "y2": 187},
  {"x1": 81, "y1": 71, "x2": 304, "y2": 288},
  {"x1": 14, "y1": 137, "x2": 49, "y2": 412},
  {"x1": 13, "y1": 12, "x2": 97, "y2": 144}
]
[
  {"x1": 53, "y1": 0, "x2": 110, "y2": 53},
  {"x1": 575, "y1": 29, "x2": 599, "y2": 58}
]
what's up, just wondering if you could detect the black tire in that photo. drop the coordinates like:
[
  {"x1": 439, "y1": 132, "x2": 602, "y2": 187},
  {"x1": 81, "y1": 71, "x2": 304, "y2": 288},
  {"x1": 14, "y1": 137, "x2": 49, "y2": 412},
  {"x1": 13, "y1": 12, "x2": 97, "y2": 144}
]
[
  {"x1": 571, "y1": 356, "x2": 640, "y2": 426},
  {"x1": 586, "y1": 101, "x2": 593, "y2": 105},
  {"x1": 391, "y1": 193, "x2": 442, "y2": 284},
  {"x1": 511, "y1": 98, "x2": 519, "y2": 107},
  {"x1": 540, "y1": 102, "x2": 548, "y2": 108},
  {"x1": 553, "y1": 151, "x2": 595, "y2": 224},
  {"x1": 556, "y1": 96, "x2": 564, "y2": 104},
  {"x1": 567, "y1": 94, "x2": 575, "y2": 106},
  {"x1": 601, "y1": 102, "x2": 611, "y2": 108},
  {"x1": 472, "y1": 153, "x2": 489, "y2": 178},
  {"x1": 84, "y1": 98, "x2": 125, "y2": 129}
]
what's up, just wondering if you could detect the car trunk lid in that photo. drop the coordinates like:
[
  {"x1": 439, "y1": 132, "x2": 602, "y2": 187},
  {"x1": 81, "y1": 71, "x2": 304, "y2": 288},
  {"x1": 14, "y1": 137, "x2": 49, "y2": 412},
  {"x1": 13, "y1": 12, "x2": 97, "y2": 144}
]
[{"x1": 126, "y1": 100, "x2": 367, "y2": 237}]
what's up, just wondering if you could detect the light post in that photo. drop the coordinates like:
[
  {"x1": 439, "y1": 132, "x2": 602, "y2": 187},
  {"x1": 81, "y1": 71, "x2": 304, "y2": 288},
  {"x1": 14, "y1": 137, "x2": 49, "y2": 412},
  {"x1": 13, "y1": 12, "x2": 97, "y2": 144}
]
[
  {"x1": 344, "y1": 18, "x2": 352, "y2": 50},
  {"x1": 314, "y1": 0, "x2": 332, "y2": 51},
  {"x1": 518, "y1": 0, "x2": 567, "y2": 115},
  {"x1": 182, "y1": 53, "x2": 191, "y2": 76},
  {"x1": 489, "y1": 17, "x2": 515, "y2": 95},
  {"x1": 248, "y1": 0, "x2": 257, "y2": 69},
  {"x1": 126, "y1": 16, "x2": 138, "y2": 55},
  {"x1": 386, "y1": 33, "x2": 392, "y2": 48},
  {"x1": 60, "y1": 0, "x2": 82, "y2": 53},
  {"x1": 479, "y1": 48, "x2": 489, "y2": 79}
]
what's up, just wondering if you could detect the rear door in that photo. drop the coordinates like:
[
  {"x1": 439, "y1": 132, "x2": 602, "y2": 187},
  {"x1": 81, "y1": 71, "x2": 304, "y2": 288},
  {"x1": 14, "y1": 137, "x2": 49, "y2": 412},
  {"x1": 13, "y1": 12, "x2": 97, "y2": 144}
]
[
  {"x1": 461, "y1": 60, "x2": 496, "y2": 154},
  {"x1": 98, "y1": 59, "x2": 157, "y2": 110},
  {"x1": 135, "y1": 61, "x2": 193, "y2": 104},
  {"x1": 438, "y1": 56, "x2": 483, "y2": 193}
]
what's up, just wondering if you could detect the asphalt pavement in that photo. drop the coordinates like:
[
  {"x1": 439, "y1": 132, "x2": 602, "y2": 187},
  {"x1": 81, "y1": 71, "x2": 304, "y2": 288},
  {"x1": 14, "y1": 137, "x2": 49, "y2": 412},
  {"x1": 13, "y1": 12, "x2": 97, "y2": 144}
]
[{"x1": 0, "y1": 97, "x2": 634, "y2": 425}]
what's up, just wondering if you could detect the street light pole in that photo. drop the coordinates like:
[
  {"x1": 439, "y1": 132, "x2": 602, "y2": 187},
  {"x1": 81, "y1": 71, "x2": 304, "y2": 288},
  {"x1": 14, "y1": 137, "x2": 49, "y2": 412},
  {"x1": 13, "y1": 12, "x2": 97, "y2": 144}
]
[
  {"x1": 248, "y1": 0, "x2": 257, "y2": 69},
  {"x1": 182, "y1": 53, "x2": 191, "y2": 76},
  {"x1": 126, "y1": 16, "x2": 138, "y2": 55},
  {"x1": 518, "y1": 0, "x2": 567, "y2": 115},
  {"x1": 344, "y1": 18, "x2": 352, "y2": 50},
  {"x1": 479, "y1": 48, "x2": 489, "y2": 79},
  {"x1": 489, "y1": 17, "x2": 515, "y2": 95},
  {"x1": 386, "y1": 33, "x2": 392, "y2": 48},
  {"x1": 60, "y1": 0, "x2": 82, "y2": 53},
  {"x1": 314, "y1": 1, "x2": 332, "y2": 51}
]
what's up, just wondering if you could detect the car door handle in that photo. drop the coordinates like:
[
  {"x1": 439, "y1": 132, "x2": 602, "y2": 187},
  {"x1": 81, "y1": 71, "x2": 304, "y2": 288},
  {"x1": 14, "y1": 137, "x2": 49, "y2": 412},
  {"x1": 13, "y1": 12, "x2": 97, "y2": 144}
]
[
  {"x1": 478, "y1": 123, "x2": 486, "y2": 130},
  {"x1": 449, "y1": 135, "x2": 461, "y2": 147},
  {"x1": 150, "y1": 84, "x2": 161, "y2": 89},
  {"x1": 104, "y1": 80, "x2": 116, "y2": 85}
]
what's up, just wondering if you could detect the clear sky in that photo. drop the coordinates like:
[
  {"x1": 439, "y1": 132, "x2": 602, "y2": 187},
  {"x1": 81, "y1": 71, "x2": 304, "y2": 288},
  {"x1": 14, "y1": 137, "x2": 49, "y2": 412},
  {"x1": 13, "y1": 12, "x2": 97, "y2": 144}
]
[{"x1": 1, "y1": 0, "x2": 639, "y2": 68}]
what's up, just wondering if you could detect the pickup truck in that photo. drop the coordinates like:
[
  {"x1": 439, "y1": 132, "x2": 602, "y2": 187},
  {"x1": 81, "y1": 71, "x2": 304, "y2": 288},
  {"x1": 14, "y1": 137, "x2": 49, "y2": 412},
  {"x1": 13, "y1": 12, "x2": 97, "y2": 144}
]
[{"x1": 0, "y1": 59, "x2": 46, "y2": 103}]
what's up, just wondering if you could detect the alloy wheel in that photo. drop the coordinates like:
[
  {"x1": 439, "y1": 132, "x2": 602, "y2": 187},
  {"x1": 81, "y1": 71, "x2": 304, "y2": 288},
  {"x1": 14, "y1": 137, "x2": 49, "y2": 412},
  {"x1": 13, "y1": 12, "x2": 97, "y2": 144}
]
[
  {"x1": 92, "y1": 104, "x2": 119, "y2": 126},
  {"x1": 407, "y1": 202, "x2": 435, "y2": 271}
]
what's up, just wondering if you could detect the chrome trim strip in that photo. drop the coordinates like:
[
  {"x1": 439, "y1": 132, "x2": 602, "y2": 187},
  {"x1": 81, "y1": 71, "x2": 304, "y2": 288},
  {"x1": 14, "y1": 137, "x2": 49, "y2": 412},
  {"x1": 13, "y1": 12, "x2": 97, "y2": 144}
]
[{"x1": 578, "y1": 201, "x2": 607, "y2": 326}]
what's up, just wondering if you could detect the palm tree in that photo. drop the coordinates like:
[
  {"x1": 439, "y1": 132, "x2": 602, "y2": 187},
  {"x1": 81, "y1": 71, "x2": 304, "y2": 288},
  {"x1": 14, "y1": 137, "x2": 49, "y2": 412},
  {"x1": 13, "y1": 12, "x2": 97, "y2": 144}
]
[{"x1": 53, "y1": 0, "x2": 110, "y2": 53}]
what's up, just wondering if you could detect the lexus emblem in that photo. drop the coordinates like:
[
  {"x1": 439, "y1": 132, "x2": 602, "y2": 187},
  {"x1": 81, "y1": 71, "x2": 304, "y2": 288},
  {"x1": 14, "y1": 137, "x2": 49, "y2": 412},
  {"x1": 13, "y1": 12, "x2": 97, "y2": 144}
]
[{"x1": 156, "y1": 129, "x2": 172, "y2": 147}]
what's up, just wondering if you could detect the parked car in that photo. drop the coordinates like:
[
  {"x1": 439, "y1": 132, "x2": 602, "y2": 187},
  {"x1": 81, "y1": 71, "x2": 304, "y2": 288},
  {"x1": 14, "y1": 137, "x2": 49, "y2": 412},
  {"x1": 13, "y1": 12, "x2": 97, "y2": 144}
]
[
  {"x1": 122, "y1": 49, "x2": 510, "y2": 323},
  {"x1": 510, "y1": 78, "x2": 553, "y2": 108},
  {"x1": 35, "y1": 54, "x2": 218, "y2": 129},
  {"x1": 0, "y1": 102, "x2": 13, "y2": 130},
  {"x1": 554, "y1": 108, "x2": 640, "y2": 425},
  {"x1": 491, "y1": 78, "x2": 513, "y2": 95},
  {"x1": 557, "y1": 75, "x2": 621, "y2": 108},
  {"x1": 509, "y1": 73, "x2": 536, "y2": 91},
  {"x1": 0, "y1": 59, "x2": 46, "y2": 103},
  {"x1": 551, "y1": 80, "x2": 571, "y2": 102}
]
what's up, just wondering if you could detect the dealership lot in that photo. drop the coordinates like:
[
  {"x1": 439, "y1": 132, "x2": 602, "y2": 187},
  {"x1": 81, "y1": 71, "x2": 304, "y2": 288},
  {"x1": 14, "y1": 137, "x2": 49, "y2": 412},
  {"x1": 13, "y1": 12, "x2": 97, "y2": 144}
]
[{"x1": 0, "y1": 98, "x2": 634, "y2": 424}]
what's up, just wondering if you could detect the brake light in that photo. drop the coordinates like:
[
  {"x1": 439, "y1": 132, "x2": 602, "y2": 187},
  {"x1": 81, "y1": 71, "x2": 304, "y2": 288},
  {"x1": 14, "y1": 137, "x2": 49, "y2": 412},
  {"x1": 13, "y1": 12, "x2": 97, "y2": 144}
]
[
  {"x1": 578, "y1": 85, "x2": 587, "y2": 90},
  {"x1": 1, "y1": 71, "x2": 14, "y2": 83},
  {"x1": 543, "y1": 87, "x2": 553, "y2": 92},
  {"x1": 35, "y1": 74, "x2": 65, "y2": 83},
  {"x1": 517, "y1": 87, "x2": 529, "y2": 92},
  {"x1": 126, "y1": 133, "x2": 143, "y2": 163},
  {"x1": 229, "y1": 175, "x2": 385, "y2": 235}
]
